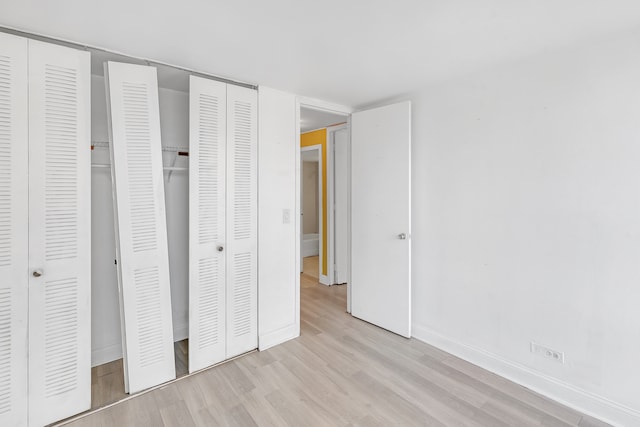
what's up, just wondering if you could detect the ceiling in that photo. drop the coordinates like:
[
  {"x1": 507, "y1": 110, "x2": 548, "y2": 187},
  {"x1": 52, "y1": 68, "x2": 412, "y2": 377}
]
[
  {"x1": 301, "y1": 150, "x2": 319, "y2": 162},
  {"x1": 301, "y1": 107, "x2": 347, "y2": 133},
  {"x1": 3, "y1": 1, "x2": 640, "y2": 108}
]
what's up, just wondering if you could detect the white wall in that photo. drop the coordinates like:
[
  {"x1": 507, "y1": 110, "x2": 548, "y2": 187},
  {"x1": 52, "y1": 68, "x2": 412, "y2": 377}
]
[
  {"x1": 257, "y1": 87, "x2": 299, "y2": 350},
  {"x1": 411, "y1": 29, "x2": 640, "y2": 425},
  {"x1": 91, "y1": 74, "x2": 189, "y2": 366}
]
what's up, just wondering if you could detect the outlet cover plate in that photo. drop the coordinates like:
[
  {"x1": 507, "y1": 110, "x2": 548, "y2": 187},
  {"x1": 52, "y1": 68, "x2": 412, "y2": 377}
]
[{"x1": 531, "y1": 342, "x2": 565, "y2": 364}]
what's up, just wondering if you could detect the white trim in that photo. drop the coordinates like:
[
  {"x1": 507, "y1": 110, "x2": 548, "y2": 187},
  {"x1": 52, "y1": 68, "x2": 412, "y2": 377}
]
[
  {"x1": 319, "y1": 274, "x2": 330, "y2": 286},
  {"x1": 259, "y1": 323, "x2": 298, "y2": 351},
  {"x1": 346, "y1": 114, "x2": 352, "y2": 313},
  {"x1": 326, "y1": 123, "x2": 349, "y2": 288},
  {"x1": 297, "y1": 96, "x2": 354, "y2": 115},
  {"x1": 294, "y1": 100, "x2": 301, "y2": 340},
  {"x1": 173, "y1": 323, "x2": 189, "y2": 343},
  {"x1": 326, "y1": 129, "x2": 334, "y2": 285},
  {"x1": 412, "y1": 324, "x2": 640, "y2": 427},
  {"x1": 91, "y1": 343, "x2": 123, "y2": 368}
]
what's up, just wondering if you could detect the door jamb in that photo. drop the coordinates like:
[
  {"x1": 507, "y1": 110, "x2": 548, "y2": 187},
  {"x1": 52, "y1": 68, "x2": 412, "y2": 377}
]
[{"x1": 326, "y1": 123, "x2": 349, "y2": 293}]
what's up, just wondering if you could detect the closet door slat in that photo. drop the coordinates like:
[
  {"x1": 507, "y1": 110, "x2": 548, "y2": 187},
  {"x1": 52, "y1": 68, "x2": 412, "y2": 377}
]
[
  {"x1": 105, "y1": 62, "x2": 175, "y2": 394},
  {"x1": 226, "y1": 85, "x2": 258, "y2": 358},
  {"x1": 0, "y1": 32, "x2": 28, "y2": 427},
  {"x1": 188, "y1": 76, "x2": 227, "y2": 372},
  {"x1": 27, "y1": 39, "x2": 91, "y2": 426}
]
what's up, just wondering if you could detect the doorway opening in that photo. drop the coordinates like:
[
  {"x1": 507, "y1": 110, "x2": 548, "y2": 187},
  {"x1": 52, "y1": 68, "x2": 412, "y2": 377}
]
[
  {"x1": 299, "y1": 104, "x2": 351, "y2": 311},
  {"x1": 301, "y1": 144, "x2": 322, "y2": 280},
  {"x1": 296, "y1": 100, "x2": 413, "y2": 339}
]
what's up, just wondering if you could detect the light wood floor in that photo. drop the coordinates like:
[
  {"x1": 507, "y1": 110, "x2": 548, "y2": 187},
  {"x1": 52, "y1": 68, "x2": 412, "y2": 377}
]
[
  {"x1": 303, "y1": 255, "x2": 319, "y2": 279},
  {"x1": 64, "y1": 266, "x2": 610, "y2": 426}
]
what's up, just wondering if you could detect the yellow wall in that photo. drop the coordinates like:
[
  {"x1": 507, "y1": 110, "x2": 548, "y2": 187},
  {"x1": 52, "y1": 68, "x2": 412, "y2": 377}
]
[{"x1": 300, "y1": 129, "x2": 328, "y2": 277}]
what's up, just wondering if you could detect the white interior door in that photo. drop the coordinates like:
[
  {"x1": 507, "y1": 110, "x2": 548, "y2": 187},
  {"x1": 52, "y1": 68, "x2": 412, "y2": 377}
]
[
  {"x1": 333, "y1": 127, "x2": 349, "y2": 285},
  {"x1": 226, "y1": 85, "x2": 258, "y2": 358},
  {"x1": 0, "y1": 32, "x2": 29, "y2": 427},
  {"x1": 351, "y1": 101, "x2": 411, "y2": 338},
  {"x1": 28, "y1": 40, "x2": 92, "y2": 426},
  {"x1": 105, "y1": 61, "x2": 176, "y2": 394},
  {"x1": 189, "y1": 76, "x2": 227, "y2": 372}
]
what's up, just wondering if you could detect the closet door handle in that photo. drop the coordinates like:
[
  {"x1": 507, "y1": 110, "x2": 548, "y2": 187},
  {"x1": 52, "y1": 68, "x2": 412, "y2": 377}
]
[
  {"x1": 217, "y1": 246, "x2": 224, "y2": 252},
  {"x1": 33, "y1": 269, "x2": 43, "y2": 278}
]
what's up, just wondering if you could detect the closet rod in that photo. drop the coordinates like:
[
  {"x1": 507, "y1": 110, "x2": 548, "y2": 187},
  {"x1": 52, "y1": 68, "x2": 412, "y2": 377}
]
[
  {"x1": 91, "y1": 163, "x2": 187, "y2": 172},
  {"x1": 92, "y1": 141, "x2": 189, "y2": 155},
  {"x1": 0, "y1": 26, "x2": 258, "y2": 91}
]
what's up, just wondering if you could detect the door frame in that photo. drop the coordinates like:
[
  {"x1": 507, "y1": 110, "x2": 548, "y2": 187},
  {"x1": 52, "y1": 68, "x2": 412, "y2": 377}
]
[
  {"x1": 300, "y1": 143, "x2": 325, "y2": 283},
  {"x1": 295, "y1": 98, "x2": 353, "y2": 322},
  {"x1": 326, "y1": 123, "x2": 350, "y2": 305}
]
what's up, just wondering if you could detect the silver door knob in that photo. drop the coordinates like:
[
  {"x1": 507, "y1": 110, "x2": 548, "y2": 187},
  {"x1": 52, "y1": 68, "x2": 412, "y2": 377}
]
[
  {"x1": 398, "y1": 233, "x2": 407, "y2": 240},
  {"x1": 33, "y1": 270, "x2": 43, "y2": 278},
  {"x1": 217, "y1": 246, "x2": 224, "y2": 252}
]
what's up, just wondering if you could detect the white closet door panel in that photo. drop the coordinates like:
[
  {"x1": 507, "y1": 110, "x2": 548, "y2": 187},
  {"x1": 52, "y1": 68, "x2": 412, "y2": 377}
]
[
  {"x1": 105, "y1": 62, "x2": 175, "y2": 394},
  {"x1": 0, "y1": 32, "x2": 28, "y2": 427},
  {"x1": 226, "y1": 85, "x2": 257, "y2": 358},
  {"x1": 188, "y1": 76, "x2": 227, "y2": 372},
  {"x1": 27, "y1": 40, "x2": 91, "y2": 426}
]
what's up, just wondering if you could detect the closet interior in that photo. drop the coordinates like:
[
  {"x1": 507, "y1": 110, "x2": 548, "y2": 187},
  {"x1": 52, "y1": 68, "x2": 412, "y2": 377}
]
[
  {"x1": 1, "y1": 30, "x2": 258, "y2": 426},
  {"x1": 93, "y1": 52, "x2": 258, "y2": 407},
  {"x1": 91, "y1": 53, "x2": 192, "y2": 404}
]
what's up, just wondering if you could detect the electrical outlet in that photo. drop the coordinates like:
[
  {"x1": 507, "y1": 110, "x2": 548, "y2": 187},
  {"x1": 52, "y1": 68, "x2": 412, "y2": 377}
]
[{"x1": 530, "y1": 342, "x2": 565, "y2": 364}]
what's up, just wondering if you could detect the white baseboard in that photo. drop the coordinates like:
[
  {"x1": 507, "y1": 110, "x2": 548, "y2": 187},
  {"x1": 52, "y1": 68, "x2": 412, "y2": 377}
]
[
  {"x1": 91, "y1": 343, "x2": 122, "y2": 367},
  {"x1": 302, "y1": 247, "x2": 320, "y2": 257},
  {"x1": 319, "y1": 274, "x2": 330, "y2": 286},
  {"x1": 173, "y1": 323, "x2": 188, "y2": 342},
  {"x1": 259, "y1": 323, "x2": 298, "y2": 351},
  {"x1": 412, "y1": 324, "x2": 640, "y2": 427}
]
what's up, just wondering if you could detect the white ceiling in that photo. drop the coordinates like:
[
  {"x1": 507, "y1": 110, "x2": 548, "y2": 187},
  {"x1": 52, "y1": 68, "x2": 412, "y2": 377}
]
[
  {"x1": 301, "y1": 107, "x2": 347, "y2": 133},
  {"x1": 3, "y1": 1, "x2": 640, "y2": 108},
  {"x1": 301, "y1": 150, "x2": 319, "y2": 162}
]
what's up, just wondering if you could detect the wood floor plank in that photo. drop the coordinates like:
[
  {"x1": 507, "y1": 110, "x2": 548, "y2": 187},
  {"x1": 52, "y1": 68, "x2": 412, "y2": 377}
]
[
  {"x1": 159, "y1": 400, "x2": 196, "y2": 427},
  {"x1": 442, "y1": 356, "x2": 584, "y2": 425},
  {"x1": 62, "y1": 258, "x2": 611, "y2": 427}
]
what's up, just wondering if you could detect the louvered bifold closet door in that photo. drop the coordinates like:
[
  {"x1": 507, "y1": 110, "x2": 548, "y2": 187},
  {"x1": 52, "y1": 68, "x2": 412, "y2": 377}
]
[
  {"x1": 27, "y1": 40, "x2": 91, "y2": 426},
  {"x1": 105, "y1": 62, "x2": 175, "y2": 394},
  {"x1": 225, "y1": 86, "x2": 258, "y2": 358},
  {"x1": 0, "y1": 33, "x2": 28, "y2": 427},
  {"x1": 188, "y1": 76, "x2": 227, "y2": 372}
]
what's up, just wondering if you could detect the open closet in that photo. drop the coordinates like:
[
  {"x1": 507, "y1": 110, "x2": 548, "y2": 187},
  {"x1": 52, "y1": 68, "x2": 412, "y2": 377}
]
[
  {"x1": 1, "y1": 30, "x2": 259, "y2": 426},
  {"x1": 93, "y1": 58, "x2": 258, "y2": 404}
]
